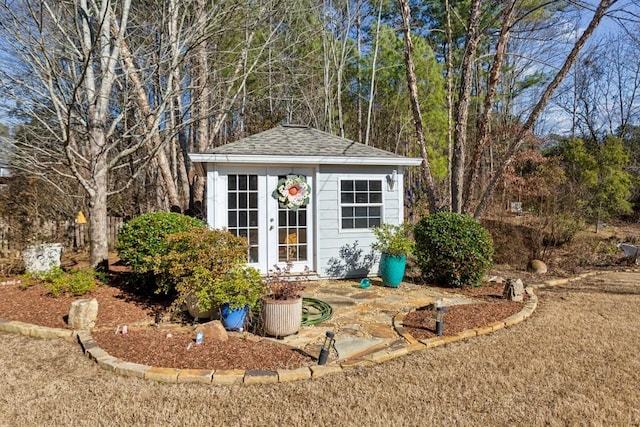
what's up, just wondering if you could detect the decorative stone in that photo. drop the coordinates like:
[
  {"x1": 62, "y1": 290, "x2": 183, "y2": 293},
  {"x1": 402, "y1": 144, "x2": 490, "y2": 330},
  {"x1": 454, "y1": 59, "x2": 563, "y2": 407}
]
[
  {"x1": 68, "y1": 298, "x2": 99, "y2": 330},
  {"x1": 185, "y1": 292, "x2": 214, "y2": 319},
  {"x1": 527, "y1": 259, "x2": 547, "y2": 274},
  {"x1": 194, "y1": 320, "x2": 228, "y2": 341},
  {"x1": 22, "y1": 243, "x2": 63, "y2": 275},
  {"x1": 503, "y1": 278, "x2": 524, "y2": 302}
]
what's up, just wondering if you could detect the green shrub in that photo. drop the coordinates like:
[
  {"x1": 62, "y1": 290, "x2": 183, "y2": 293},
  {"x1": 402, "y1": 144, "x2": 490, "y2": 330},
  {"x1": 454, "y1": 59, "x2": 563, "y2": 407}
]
[
  {"x1": 414, "y1": 212, "x2": 494, "y2": 288},
  {"x1": 21, "y1": 266, "x2": 64, "y2": 289},
  {"x1": 371, "y1": 223, "x2": 414, "y2": 256},
  {"x1": 116, "y1": 212, "x2": 206, "y2": 273},
  {"x1": 152, "y1": 228, "x2": 249, "y2": 304},
  {"x1": 195, "y1": 265, "x2": 265, "y2": 311},
  {"x1": 44, "y1": 268, "x2": 98, "y2": 297}
]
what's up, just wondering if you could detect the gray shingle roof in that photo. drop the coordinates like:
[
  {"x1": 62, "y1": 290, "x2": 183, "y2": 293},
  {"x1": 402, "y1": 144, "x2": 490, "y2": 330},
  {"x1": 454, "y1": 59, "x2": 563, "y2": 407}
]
[{"x1": 204, "y1": 124, "x2": 406, "y2": 159}]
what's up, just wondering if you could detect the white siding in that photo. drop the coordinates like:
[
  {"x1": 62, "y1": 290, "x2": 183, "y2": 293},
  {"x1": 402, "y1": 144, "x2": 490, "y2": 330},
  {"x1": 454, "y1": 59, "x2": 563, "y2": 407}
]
[{"x1": 316, "y1": 165, "x2": 405, "y2": 278}]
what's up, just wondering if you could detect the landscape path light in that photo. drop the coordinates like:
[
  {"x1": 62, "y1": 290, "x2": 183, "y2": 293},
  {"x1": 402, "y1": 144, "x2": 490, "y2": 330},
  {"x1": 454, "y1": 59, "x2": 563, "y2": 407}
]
[{"x1": 317, "y1": 331, "x2": 335, "y2": 365}]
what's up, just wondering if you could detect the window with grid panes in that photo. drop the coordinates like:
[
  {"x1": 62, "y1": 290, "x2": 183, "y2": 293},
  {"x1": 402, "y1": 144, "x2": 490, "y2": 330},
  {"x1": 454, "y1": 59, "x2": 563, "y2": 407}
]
[
  {"x1": 340, "y1": 179, "x2": 382, "y2": 229},
  {"x1": 227, "y1": 174, "x2": 259, "y2": 262}
]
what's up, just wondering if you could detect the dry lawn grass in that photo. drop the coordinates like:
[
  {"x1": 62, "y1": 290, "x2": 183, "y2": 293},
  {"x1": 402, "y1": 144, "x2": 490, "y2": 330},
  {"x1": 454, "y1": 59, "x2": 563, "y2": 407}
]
[{"x1": 0, "y1": 271, "x2": 639, "y2": 426}]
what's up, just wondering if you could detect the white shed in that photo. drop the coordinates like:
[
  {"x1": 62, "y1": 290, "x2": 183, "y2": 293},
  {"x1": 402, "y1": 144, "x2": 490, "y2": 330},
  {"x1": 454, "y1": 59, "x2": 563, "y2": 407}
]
[{"x1": 189, "y1": 124, "x2": 422, "y2": 278}]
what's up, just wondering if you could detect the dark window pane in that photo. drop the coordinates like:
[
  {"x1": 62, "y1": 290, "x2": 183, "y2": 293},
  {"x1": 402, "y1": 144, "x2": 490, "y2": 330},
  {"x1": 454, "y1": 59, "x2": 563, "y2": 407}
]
[
  {"x1": 278, "y1": 246, "x2": 287, "y2": 262},
  {"x1": 239, "y1": 194, "x2": 247, "y2": 209},
  {"x1": 249, "y1": 229, "x2": 258, "y2": 244},
  {"x1": 228, "y1": 212, "x2": 237, "y2": 227},
  {"x1": 370, "y1": 180, "x2": 382, "y2": 191},
  {"x1": 369, "y1": 217, "x2": 381, "y2": 227},
  {"x1": 238, "y1": 228, "x2": 248, "y2": 238},
  {"x1": 228, "y1": 175, "x2": 237, "y2": 190},
  {"x1": 249, "y1": 210, "x2": 258, "y2": 226},
  {"x1": 299, "y1": 245, "x2": 307, "y2": 260},
  {"x1": 239, "y1": 175, "x2": 247, "y2": 190},
  {"x1": 355, "y1": 192, "x2": 368, "y2": 203},
  {"x1": 239, "y1": 211, "x2": 247, "y2": 227},
  {"x1": 355, "y1": 218, "x2": 368, "y2": 228},
  {"x1": 342, "y1": 207, "x2": 353, "y2": 218},
  {"x1": 288, "y1": 210, "x2": 297, "y2": 226},
  {"x1": 289, "y1": 247, "x2": 298, "y2": 260},
  {"x1": 355, "y1": 180, "x2": 367, "y2": 191},
  {"x1": 355, "y1": 206, "x2": 368, "y2": 217},
  {"x1": 298, "y1": 228, "x2": 307, "y2": 243},
  {"x1": 279, "y1": 229, "x2": 287, "y2": 244},
  {"x1": 298, "y1": 211, "x2": 306, "y2": 226},
  {"x1": 341, "y1": 180, "x2": 353, "y2": 191},
  {"x1": 342, "y1": 218, "x2": 353, "y2": 229},
  {"x1": 370, "y1": 206, "x2": 381, "y2": 217},
  {"x1": 278, "y1": 210, "x2": 286, "y2": 224},
  {"x1": 341, "y1": 193, "x2": 354, "y2": 204},
  {"x1": 249, "y1": 192, "x2": 258, "y2": 209},
  {"x1": 249, "y1": 175, "x2": 258, "y2": 190},
  {"x1": 370, "y1": 192, "x2": 382, "y2": 203},
  {"x1": 228, "y1": 193, "x2": 237, "y2": 209},
  {"x1": 249, "y1": 247, "x2": 258, "y2": 263}
]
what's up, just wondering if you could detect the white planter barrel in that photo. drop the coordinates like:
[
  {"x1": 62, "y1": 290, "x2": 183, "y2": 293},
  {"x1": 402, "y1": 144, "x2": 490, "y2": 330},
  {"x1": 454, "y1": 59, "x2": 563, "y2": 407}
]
[{"x1": 261, "y1": 297, "x2": 303, "y2": 337}]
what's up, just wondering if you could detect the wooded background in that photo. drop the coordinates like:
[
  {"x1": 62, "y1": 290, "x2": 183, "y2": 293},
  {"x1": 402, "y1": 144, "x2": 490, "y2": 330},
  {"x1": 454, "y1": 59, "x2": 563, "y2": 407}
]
[{"x1": 0, "y1": 0, "x2": 639, "y2": 266}]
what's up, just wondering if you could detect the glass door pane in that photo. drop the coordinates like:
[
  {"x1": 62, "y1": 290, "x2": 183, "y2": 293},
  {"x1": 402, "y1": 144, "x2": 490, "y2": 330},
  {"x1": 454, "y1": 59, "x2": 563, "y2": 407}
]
[
  {"x1": 227, "y1": 174, "x2": 259, "y2": 263},
  {"x1": 276, "y1": 176, "x2": 308, "y2": 263}
]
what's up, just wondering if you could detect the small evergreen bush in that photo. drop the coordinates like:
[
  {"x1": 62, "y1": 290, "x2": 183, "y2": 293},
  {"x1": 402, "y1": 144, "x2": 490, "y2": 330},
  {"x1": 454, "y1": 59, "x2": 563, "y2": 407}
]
[
  {"x1": 195, "y1": 265, "x2": 265, "y2": 311},
  {"x1": 41, "y1": 268, "x2": 98, "y2": 297},
  {"x1": 414, "y1": 212, "x2": 494, "y2": 288},
  {"x1": 116, "y1": 212, "x2": 206, "y2": 273},
  {"x1": 152, "y1": 228, "x2": 249, "y2": 305}
]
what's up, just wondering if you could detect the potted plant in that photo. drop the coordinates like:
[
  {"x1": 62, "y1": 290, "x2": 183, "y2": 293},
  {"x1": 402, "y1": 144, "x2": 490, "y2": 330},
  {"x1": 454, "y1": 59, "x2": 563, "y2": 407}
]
[
  {"x1": 193, "y1": 265, "x2": 266, "y2": 331},
  {"x1": 371, "y1": 223, "x2": 414, "y2": 287},
  {"x1": 260, "y1": 263, "x2": 307, "y2": 337}
]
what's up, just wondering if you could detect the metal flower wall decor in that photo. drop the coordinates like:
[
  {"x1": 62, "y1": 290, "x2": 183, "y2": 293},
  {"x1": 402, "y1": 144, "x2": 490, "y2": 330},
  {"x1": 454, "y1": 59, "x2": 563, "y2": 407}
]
[{"x1": 272, "y1": 174, "x2": 310, "y2": 210}]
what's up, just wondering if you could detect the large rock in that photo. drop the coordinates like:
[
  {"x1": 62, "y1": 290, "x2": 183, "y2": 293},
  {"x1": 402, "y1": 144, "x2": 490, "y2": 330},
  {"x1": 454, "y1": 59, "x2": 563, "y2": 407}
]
[
  {"x1": 22, "y1": 243, "x2": 63, "y2": 275},
  {"x1": 194, "y1": 320, "x2": 228, "y2": 342},
  {"x1": 527, "y1": 259, "x2": 547, "y2": 274},
  {"x1": 503, "y1": 278, "x2": 524, "y2": 302},
  {"x1": 68, "y1": 298, "x2": 98, "y2": 330}
]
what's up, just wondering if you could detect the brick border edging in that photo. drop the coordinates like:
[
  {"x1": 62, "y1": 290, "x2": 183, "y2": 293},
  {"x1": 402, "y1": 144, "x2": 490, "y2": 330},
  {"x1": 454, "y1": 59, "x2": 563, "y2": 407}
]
[{"x1": 4, "y1": 269, "x2": 636, "y2": 385}]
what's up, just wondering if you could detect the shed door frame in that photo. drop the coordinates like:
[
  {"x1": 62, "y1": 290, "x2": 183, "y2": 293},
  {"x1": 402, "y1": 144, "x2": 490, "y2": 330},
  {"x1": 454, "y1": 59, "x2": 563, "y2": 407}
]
[{"x1": 212, "y1": 165, "x2": 314, "y2": 274}]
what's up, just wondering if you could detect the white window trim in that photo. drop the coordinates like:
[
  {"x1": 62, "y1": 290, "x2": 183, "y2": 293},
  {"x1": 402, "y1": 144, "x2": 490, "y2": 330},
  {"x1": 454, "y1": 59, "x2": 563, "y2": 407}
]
[{"x1": 338, "y1": 177, "x2": 385, "y2": 232}]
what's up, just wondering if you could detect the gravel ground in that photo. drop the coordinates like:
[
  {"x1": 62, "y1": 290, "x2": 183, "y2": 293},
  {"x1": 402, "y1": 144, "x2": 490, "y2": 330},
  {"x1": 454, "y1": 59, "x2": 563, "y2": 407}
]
[{"x1": 0, "y1": 271, "x2": 639, "y2": 426}]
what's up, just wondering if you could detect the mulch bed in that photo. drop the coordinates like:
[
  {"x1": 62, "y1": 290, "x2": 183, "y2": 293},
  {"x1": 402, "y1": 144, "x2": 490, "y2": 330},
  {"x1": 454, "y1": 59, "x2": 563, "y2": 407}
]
[{"x1": 0, "y1": 275, "x2": 526, "y2": 371}]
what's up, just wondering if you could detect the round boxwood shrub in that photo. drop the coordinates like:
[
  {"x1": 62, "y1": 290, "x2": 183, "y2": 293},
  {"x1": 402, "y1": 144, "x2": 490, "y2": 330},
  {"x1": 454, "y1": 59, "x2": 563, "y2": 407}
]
[
  {"x1": 414, "y1": 212, "x2": 494, "y2": 288},
  {"x1": 116, "y1": 212, "x2": 207, "y2": 274}
]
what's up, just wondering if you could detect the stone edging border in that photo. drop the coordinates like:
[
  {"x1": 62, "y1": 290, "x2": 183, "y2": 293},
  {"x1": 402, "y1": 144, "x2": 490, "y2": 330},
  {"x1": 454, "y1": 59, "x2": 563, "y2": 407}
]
[{"x1": 2, "y1": 269, "x2": 636, "y2": 385}]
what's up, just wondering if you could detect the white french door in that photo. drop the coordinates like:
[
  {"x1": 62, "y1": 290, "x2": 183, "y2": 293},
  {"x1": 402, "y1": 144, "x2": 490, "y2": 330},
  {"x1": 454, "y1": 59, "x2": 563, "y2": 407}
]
[
  {"x1": 266, "y1": 168, "x2": 314, "y2": 273},
  {"x1": 218, "y1": 166, "x2": 313, "y2": 274}
]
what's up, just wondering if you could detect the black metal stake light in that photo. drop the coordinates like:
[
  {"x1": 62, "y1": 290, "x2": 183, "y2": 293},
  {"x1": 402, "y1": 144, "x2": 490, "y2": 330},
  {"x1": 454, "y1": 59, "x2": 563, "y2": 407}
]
[
  {"x1": 317, "y1": 331, "x2": 335, "y2": 365},
  {"x1": 435, "y1": 299, "x2": 446, "y2": 336}
]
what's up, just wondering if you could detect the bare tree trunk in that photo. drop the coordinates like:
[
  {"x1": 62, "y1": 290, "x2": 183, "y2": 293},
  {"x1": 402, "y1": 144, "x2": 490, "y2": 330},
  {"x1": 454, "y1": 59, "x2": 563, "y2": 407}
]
[
  {"x1": 398, "y1": 0, "x2": 437, "y2": 213},
  {"x1": 364, "y1": 0, "x2": 383, "y2": 146},
  {"x1": 356, "y1": 0, "x2": 363, "y2": 143},
  {"x1": 451, "y1": 0, "x2": 483, "y2": 213},
  {"x1": 462, "y1": 0, "x2": 516, "y2": 213},
  {"x1": 444, "y1": 0, "x2": 453, "y2": 210},
  {"x1": 474, "y1": 0, "x2": 616, "y2": 218},
  {"x1": 192, "y1": 0, "x2": 211, "y2": 207}
]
